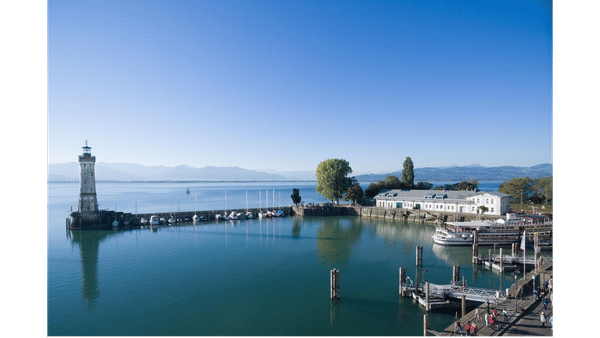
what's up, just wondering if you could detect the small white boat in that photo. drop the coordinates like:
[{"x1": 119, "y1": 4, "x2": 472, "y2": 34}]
[
  {"x1": 150, "y1": 215, "x2": 160, "y2": 226},
  {"x1": 168, "y1": 215, "x2": 176, "y2": 224},
  {"x1": 245, "y1": 211, "x2": 253, "y2": 219},
  {"x1": 432, "y1": 228, "x2": 473, "y2": 246},
  {"x1": 140, "y1": 217, "x2": 148, "y2": 224}
]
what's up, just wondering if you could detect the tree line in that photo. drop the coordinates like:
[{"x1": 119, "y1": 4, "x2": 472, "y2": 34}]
[
  {"x1": 309, "y1": 157, "x2": 482, "y2": 205},
  {"x1": 498, "y1": 176, "x2": 552, "y2": 205}
]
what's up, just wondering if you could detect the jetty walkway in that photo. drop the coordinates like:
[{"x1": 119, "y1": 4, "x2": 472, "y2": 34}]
[{"x1": 429, "y1": 261, "x2": 553, "y2": 336}]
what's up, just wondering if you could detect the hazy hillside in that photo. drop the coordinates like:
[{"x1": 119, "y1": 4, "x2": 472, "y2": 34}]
[
  {"x1": 49, "y1": 162, "x2": 552, "y2": 182},
  {"x1": 355, "y1": 164, "x2": 552, "y2": 182},
  {"x1": 48, "y1": 162, "x2": 299, "y2": 181}
]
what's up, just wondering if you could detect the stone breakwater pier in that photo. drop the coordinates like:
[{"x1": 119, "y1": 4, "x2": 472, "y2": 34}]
[{"x1": 67, "y1": 206, "x2": 295, "y2": 229}]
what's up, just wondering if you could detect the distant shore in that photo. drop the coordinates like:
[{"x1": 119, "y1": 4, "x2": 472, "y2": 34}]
[{"x1": 48, "y1": 180, "x2": 319, "y2": 184}]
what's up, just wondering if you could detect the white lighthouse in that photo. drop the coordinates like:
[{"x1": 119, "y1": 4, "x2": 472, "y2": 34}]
[{"x1": 78, "y1": 141, "x2": 98, "y2": 215}]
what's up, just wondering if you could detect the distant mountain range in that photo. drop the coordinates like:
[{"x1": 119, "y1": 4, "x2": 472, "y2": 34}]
[
  {"x1": 355, "y1": 164, "x2": 552, "y2": 182},
  {"x1": 48, "y1": 162, "x2": 551, "y2": 182},
  {"x1": 47, "y1": 162, "x2": 316, "y2": 182}
]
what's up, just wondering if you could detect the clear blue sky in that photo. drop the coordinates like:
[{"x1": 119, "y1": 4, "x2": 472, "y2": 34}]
[{"x1": 48, "y1": 0, "x2": 552, "y2": 175}]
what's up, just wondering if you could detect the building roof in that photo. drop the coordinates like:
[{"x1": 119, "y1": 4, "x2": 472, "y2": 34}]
[
  {"x1": 375, "y1": 189, "x2": 478, "y2": 203},
  {"x1": 473, "y1": 191, "x2": 510, "y2": 198}
]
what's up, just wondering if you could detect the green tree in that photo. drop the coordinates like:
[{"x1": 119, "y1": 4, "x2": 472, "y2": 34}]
[
  {"x1": 454, "y1": 180, "x2": 479, "y2": 191},
  {"x1": 315, "y1": 159, "x2": 353, "y2": 203},
  {"x1": 401, "y1": 157, "x2": 415, "y2": 188},
  {"x1": 365, "y1": 182, "x2": 384, "y2": 198},
  {"x1": 291, "y1": 188, "x2": 302, "y2": 205},
  {"x1": 343, "y1": 184, "x2": 364, "y2": 204},
  {"x1": 498, "y1": 177, "x2": 533, "y2": 203},
  {"x1": 534, "y1": 176, "x2": 553, "y2": 204},
  {"x1": 414, "y1": 182, "x2": 433, "y2": 190},
  {"x1": 478, "y1": 206, "x2": 489, "y2": 214}
]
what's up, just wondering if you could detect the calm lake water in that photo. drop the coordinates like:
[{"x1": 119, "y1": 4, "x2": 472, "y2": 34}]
[{"x1": 48, "y1": 181, "x2": 540, "y2": 336}]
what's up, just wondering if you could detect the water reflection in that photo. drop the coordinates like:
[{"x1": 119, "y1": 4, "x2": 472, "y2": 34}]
[
  {"x1": 292, "y1": 218, "x2": 301, "y2": 239},
  {"x1": 68, "y1": 230, "x2": 113, "y2": 309},
  {"x1": 316, "y1": 217, "x2": 364, "y2": 267}
]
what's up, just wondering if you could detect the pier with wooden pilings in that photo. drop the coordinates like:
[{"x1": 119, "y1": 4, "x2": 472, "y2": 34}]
[
  {"x1": 429, "y1": 261, "x2": 553, "y2": 336},
  {"x1": 400, "y1": 249, "x2": 504, "y2": 313}
]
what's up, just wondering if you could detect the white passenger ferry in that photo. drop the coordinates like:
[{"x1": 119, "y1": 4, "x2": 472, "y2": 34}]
[{"x1": 432, "y1": 214, "x2": 552, "y2": 246}]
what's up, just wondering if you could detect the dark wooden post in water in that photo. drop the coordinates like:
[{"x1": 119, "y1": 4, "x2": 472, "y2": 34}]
[
  {"x1": 423, "y1": 313, "x2": 429, "y2": 337},
  {"x1": 534, "y1": 232, "x2": 539, "y2": 270},
  {"x1": 488, "y1": 248, "x2": 492, "y2": 268},
  {"x1": 425, "y1": 281, "x2": 430, "y2": 312},
  {"x1": 512, "y1": 243, "x2": 517, "y2": 257},
  {"x1": 452, "y1": 265, "x2": 461, "y2": 285},
  {"x1": 461, "y1": 294, "x2": 466, "y2": 317},
  {"x1": 416, "y1": 245, "x2": 423, "y2": 266},
  {"x1": 472, "y1": 231, "x2": 479, "y2": 264},
  {"x1": 499, "y1": 248, "x2": 504, "y2": 272},
  {"x1": 399, "y1": 267, "x2": 407, "y2": 296},
  {"x1": 330, "y1": 269, "x2": 340, "y2": 300}
]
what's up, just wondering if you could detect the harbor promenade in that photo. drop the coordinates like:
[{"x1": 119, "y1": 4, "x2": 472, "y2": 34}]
[{"x1": 432, "y1": 263, "x2": 553, "y2": 336}]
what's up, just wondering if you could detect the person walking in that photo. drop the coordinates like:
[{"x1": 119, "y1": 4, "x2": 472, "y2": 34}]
[
  {"x1": 475, "y1": 308, "x2": 480, "y2": 321},
  {"x1": 484, "y1": 313, "x2": 489, "y2": 327},
  {"x1": 543, "y1": 297, "x2": 549, "y2": 310},
  {"x1": 456, "y1": 321, "x2": 464, "y2": 336},
  {"x1": 502, "y1": 309, "x2": 507, "y2": 322},
  {"x1": 541, "y1": 312, "x2": 546, "y2": 327}
]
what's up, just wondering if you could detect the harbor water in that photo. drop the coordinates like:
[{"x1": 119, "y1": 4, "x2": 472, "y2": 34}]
[{"x1": 48, "y1": 181, "x2": 544, "y2": 335}]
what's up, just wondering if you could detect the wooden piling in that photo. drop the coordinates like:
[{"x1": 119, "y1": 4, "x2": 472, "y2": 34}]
[
  {"x1": 452, "y1": 265, "x2": 461, "y2": 284},
  {"x1": 512, "y1": 243, "x2": 517, "y2": 257},
  {"x1": 461, "y1": 294, "x2": 466, "y2": 317},
  {"x1": 423, "y1": 313, "x2": 429, "y2": 337},
  {"x1": 399, "y1": 267, "x2": 406, "y2": 296},
  {"x1": 472, "y1": 231, "x2": 479, "y2": 264},
  {"x1": 488, "y1": 248, "x2": 492, "y2": 267},
  {"x1": 499, "y1": 248, "x2": 503, "y2": 272},
  {"x1": 426, "y1": 281, "x2": 430, "y2": 312},
  {"x1": 415, "y1": 274, "x2": 420, "y2": 296},
  {"x1": 534, "y1": 232, "x2": 539, "y2": 270},
  {"x1": 330, "y1": 269, "x2": 340, "y2": 300},
  {"x1": 416, "y1": 245, "x2": 423, "y2": 266}
]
